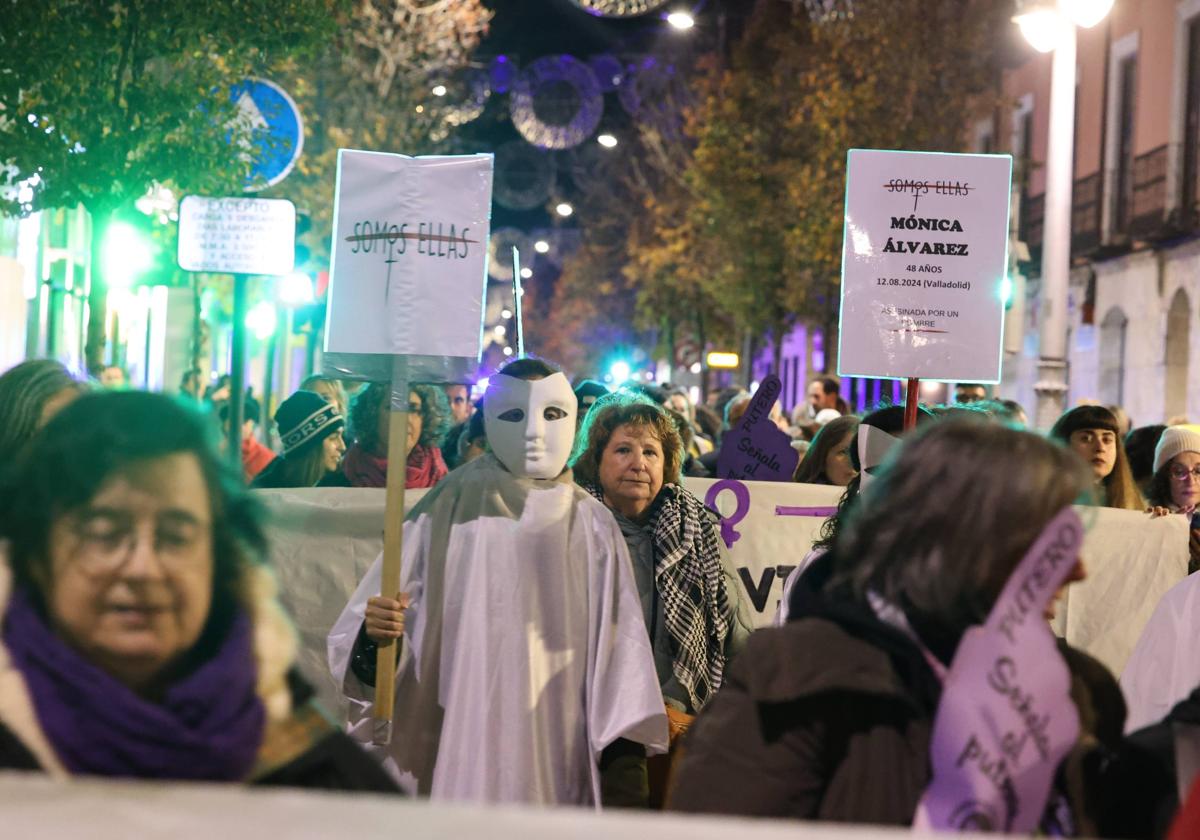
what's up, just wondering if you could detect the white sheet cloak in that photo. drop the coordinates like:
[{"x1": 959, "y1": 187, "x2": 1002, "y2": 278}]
[
  {"x1": 1120, "y1": 572, "x2": 1200, "y2": 733},
  {"x1": 328, "y1": 454, "x2": 668, "y2": 805}
]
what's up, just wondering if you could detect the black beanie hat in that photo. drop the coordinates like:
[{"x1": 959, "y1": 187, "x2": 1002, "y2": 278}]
[
  {"x1": 573, "y1": 380, "x2": 609, "y2": 414},
  {"x1": 275, "y1": 390, "x2": 344, "y2": 458}
]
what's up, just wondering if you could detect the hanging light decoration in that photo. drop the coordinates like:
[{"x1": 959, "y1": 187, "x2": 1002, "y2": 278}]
[
  {"x1": 567, "y1": 0, "x2": 670, "y2": 17},
  {"x1": 801, "y1": 0, "x2": 855, "y2": 24},
  {"x1": 435, "y1": 66, "x2": 492, "y2": 126},
  {"x1": 510, "y1": 55, "x2": 603, "y2": 150},
  {"x1": 493, "y1": 141, "x2": 557, "y2": 210}
]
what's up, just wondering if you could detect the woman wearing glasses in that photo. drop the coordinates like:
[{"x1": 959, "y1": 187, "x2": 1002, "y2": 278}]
[
  {"x1": 1145, "y1": 425, "x2": 1200, "y2": 574},
  {"x1": 0, "y1": 391, "x2": 396, "y2": 790}
]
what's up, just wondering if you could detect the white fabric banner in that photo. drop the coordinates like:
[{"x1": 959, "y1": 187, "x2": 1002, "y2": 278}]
[
  {"x1": 0, "y1": 771, "x2": 983, "y2": 840},
  {"x1": 259, "y1": 483, "x2": 1187, "y2": 719}
]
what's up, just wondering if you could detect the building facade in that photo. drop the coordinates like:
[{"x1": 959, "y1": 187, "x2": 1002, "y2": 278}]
[{"x1": 991, "y1": 0, "x2": 1200, "y2": 426}]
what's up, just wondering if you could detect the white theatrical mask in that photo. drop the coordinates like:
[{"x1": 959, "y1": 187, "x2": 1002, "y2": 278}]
[{"x1": 484, "y1": 373, "x2": 577, "y2": 479}]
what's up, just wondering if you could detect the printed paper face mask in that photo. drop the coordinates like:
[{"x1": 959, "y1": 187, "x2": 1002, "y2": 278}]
[{"x1": 484, "y1": 373, "x2": 577, "y2": 479}]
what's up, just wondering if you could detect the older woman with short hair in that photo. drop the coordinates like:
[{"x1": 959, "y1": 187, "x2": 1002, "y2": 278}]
[
  {"x1": 572, "y1": 393, "x2": 752, "y2": 720},
  {"x1": 0, "y1": 391, "x2": 396, "y2": 789}
]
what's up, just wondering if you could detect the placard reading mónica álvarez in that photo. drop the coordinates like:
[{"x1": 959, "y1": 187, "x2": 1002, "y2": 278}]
[{"x1": 837, "y1": 149, "x2": 1013, "y2": 382}]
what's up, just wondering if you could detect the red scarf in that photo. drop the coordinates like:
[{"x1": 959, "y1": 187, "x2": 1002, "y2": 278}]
[
  {"x1": 241, "y1": 437, "x2": 276, "y2": 483},
  {"x1": 406, "y1": 444, "x2": 448, "y2": 489},
  {"x1": 341, "y1": 442, "x2": 447, "y2": 489}
]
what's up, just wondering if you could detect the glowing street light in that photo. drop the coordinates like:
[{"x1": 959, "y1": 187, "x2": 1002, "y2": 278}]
[
  {"x1": 534, "y1": 240, "x2": 550, "y2": 254},
  {"x1": 1061, "y1": 0, "x2": 1114, "y2": 28},
  {"x1": 246, "y1": 300, "x2": 278, "y2": 341},
  {"x1": 1013, "y1": 0, "x2": 1114, "y2": 428},
  {"x1": 520, "y1": 267, "x2": 532, "y2": 279},
  {"x1": 1014, "y1": 6, "x2": 1070, "y2": 52},
  {"x1": 609, "y1": 360, "x2": 632, "y2": 385},
  {"x1": 102, "y1": 221, "x2": 155, "y2": 288},
  {"x1": 706, "y1": 351, "x2": 740, "y2": 369},
  {"x1": 279, "y1": 271, "x2": 314, "y2": 305},
  {"x1": 666, "y1": 10, "x2": 695, "y2": 29},
  {"x1": 555, "y1": 202, "x2": 574, "y2": 217},
  {"x1": 597, "y1": 134, "x2": 618, "y2": 148}
]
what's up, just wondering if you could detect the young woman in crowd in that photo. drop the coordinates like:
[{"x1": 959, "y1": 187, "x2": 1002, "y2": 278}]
[
  {"x1": 327, "y1": 381, "x2": 450, "y2": 489},
  {"x1": 298, "y1": 374, "x2": 348, "y2": 421},
  {"x1": 1050, "y1": 405, "x2": 1143, "y2": 510},
  {"x1": 571, "y1": 392, "x2": 753, "y2": 803},
  {"x1": 0, "y1": 359, "x2": 86, "y2": 464},
  {"x1": 251, "y1": 390, "x2": 346, "y2": 490},
  {"x1": 793, "y1": 414, "x2": 859, "y2": 486},
  {"x1": 668, "y1": 419, "x2": 1096, "y2": 825},
  {"x1": 1143, "y1": 425, "x2": 1200, "y2": 574},
  {"x1": 0, "y1": 391, "x2": 396, "y2": 789}
]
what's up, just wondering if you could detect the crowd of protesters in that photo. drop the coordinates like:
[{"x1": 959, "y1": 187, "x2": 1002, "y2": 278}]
[{"x1": 1, "y1": 355, "x2": 1199, "y2": 835}]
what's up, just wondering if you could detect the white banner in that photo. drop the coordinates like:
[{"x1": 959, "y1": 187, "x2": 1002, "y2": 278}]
[
  {"x1": 838, "y1": 149, "x2": 1013, "y2": 383},
  {"x1": 324, "y1": 150, "x2": 493, "y2": 359},
  {"x1": 0, "y1": 771, "x2": 956, "y2": 838},
  {"x1": 258, "y1": 483, "x2": 1187, "y2": 721}
]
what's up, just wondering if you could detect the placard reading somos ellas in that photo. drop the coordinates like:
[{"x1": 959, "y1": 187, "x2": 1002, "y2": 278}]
[
  {"x1": 837, "y1": 149, "x2": 1012, "y2": 383},
  {"x1": 324, "y1": 150, "x2": 493, "y2": 360}
]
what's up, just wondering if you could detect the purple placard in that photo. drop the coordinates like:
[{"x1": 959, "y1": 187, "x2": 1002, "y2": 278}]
[
  {"x1": 913, "y1": 506, "x2": 1084, "y2": 833},
  {"x1": 716, "y1": 375, "x2": 800, "y2": 483}
]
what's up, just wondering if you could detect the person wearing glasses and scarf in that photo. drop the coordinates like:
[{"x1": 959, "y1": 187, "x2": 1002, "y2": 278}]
[
  {"x1": 1143, "y1": 426, "x2": 1200, "y2": 574},
  {"x1": 570, "y1": 392, "x2": 753, "y2": 804},
  {"x1": 0, "y1": 392, "x2": 396, "y2": 790}
]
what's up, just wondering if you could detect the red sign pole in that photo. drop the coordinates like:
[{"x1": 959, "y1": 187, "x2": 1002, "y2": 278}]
[{"x1": 903, "y1": 377, "x2": 921, "y2": 431}]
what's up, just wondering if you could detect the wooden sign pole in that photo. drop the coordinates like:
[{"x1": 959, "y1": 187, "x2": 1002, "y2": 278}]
[{"x1": 373, "y1": 355, "x2": 410, "y2": 745}]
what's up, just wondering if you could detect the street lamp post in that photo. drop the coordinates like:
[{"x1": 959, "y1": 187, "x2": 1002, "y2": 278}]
[{"x1": 1016, "y1": 0, "x2": 1113, "y2": 430}]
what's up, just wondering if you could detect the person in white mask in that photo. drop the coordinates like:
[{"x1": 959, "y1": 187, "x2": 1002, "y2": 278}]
[{"x1": 327, "y1": 357, "x2": 667, "y2": 806}]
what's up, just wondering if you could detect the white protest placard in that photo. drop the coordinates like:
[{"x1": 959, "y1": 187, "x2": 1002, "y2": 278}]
[
  {"x1": 177, "y1": 196, "x2": 296, "y2": 275},
  {"x1": 837, "y1": 149, "x2": 1013, "y2": 382},
  {"x1": 324, "y1": 150, "x2": 493, "y2": 362}
]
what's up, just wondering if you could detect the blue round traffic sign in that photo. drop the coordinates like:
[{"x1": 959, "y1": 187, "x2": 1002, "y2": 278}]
[{"x1": 229, "y1": 78, "x2": 303, "y2": 192}]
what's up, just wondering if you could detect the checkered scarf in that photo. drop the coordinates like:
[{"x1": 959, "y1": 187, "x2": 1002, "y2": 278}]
[{"x1": 586, "y1": 482, "x2": 733, "y2": 712}]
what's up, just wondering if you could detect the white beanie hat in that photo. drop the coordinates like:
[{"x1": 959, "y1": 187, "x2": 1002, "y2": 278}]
[
  {"x1": 815, "y1": 408, "x2": 842, "y2": 426},
  {"x1": 1153, "y1": 425, "x2": 1200, "y2": 474}
]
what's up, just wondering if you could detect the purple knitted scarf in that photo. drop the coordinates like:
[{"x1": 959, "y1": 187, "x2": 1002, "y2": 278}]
[{"x1": 3, "y1": 588, "x2": 265, "y2": 780}]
